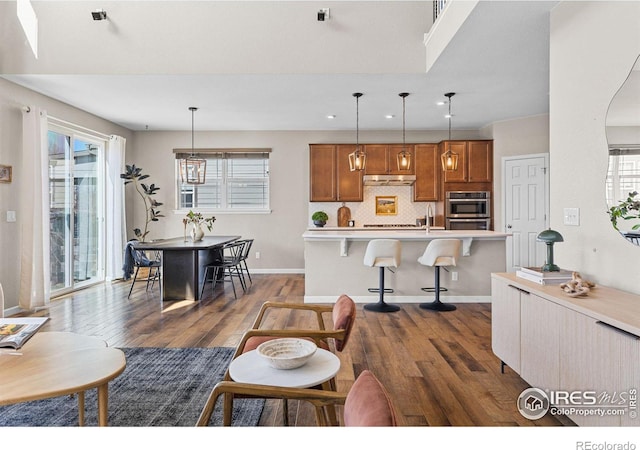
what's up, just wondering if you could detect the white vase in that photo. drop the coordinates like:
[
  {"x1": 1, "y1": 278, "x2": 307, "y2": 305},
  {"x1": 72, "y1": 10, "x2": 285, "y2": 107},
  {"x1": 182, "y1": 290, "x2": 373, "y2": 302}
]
[{"x1": 190, "y1": 223, "x2": 205, "y2": 242}]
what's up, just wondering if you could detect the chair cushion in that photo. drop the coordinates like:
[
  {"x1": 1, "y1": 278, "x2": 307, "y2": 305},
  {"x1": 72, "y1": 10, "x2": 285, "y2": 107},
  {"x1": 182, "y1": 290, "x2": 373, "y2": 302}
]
[
  {"x1": 332, "y1": 294, "x2": 356, "y2": 352},
  {"x1": 343, "y1": 370, "x2": 398, "y2": 426}
]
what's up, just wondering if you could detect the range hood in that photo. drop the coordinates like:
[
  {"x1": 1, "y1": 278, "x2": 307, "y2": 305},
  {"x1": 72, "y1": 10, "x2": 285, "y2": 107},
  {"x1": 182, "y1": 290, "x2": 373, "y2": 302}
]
[{"x1": 362, "y1": 174, "x2": 416, "y2": 186}]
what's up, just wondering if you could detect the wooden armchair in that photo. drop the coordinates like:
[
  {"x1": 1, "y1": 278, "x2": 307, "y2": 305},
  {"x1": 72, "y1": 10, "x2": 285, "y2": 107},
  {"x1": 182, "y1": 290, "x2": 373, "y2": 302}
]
[
  {"x1": 198, "y1": 294, "x2": 356, "y2": 426},
  {"x1": 196, "y1": 370, "x2": 398, "y2": 426}
]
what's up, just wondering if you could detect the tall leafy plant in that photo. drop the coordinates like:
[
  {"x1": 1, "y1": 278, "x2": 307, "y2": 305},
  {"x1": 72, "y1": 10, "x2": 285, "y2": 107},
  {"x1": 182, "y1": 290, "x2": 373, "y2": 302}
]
[{"x1": 120, "y1": 164, "x2": 163, "y2": 242}]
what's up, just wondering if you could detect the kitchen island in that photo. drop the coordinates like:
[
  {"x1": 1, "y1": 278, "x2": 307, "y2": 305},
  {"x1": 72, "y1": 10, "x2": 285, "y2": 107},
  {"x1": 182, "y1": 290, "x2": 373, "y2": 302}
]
[{"x1": 303, "y1": 228, "x2": 510, "y2": 304}]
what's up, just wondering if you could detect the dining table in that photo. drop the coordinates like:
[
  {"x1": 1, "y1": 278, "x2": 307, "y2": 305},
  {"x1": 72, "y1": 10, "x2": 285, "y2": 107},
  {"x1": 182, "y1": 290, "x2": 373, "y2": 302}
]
[{"x1": 133, "y1": 235, "x2": 240, "y2": 301}]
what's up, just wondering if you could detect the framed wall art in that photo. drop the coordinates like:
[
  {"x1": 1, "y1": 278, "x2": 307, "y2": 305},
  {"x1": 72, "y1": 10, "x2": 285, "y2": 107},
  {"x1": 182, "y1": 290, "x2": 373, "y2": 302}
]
[
  {"x1": 0, "y1": 165, "x2": 12, "y2": 183},
  {"x1": 375, "y1": 196, "x2": 397, "y2": 215}
]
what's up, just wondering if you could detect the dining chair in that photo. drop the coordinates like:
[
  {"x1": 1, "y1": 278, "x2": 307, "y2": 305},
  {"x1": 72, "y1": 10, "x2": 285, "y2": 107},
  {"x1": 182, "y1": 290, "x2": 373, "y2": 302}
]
[
  {"x1": 124, "y1": 241, "x2": 162, "y2": 299},
  {"x1": 196, "y1": 369, "x2": 398, "y2": 426},
  {"x1": 237, "y1": 238, "x2": 254, "y2": 287},
  {"x1": 200, "y1": 241, "x2": 246, "y2": 299},
  {"x1": 197, "y1": 294, "x2": 357, "y2": 426}
]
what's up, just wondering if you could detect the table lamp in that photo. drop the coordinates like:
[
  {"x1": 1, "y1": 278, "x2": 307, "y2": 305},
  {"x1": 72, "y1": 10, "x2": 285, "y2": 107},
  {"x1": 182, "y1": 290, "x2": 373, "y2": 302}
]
[{"x1": 537, "y1": 229, "x2": 564, "y2": 272}]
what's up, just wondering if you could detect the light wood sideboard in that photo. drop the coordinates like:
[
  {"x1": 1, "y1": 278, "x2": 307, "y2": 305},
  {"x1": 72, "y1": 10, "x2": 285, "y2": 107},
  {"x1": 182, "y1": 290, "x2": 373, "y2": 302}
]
[{"x1": 491, "y1": 272, "x2": 640, "y2": 426}]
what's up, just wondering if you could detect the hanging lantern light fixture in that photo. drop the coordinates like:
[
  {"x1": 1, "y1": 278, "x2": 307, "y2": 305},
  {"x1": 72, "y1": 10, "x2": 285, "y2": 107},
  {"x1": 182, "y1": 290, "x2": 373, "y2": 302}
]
[
  {"x1": 180, "y1": 106, "x2": 207, "y2": 185},
  {"x1": 397, "y1": 92, "x2": 411, "y2": 171},
  {"x1": 348, "y1": 92, "x2": 366, "y2": 172},
  {"x1": 440, "y1": 92, "x2": 459, "y2": 171}
]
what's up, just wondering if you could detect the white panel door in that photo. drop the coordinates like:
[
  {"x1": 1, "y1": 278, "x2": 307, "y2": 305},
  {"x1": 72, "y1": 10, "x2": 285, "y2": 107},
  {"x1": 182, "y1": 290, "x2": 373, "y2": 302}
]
[{"x1": 503, "y1": 154, "x2": 549, "y2": 272}]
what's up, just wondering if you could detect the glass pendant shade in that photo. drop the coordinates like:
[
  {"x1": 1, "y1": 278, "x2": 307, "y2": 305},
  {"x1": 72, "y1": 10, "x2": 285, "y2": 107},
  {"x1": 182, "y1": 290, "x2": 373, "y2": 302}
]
[
  {"x1": 397, "y1": 92, "x2": 411, "y2": 171},
  {"x1": 181, "y1": 107, "x2": 207, "y2": 185},
  {"x1": 180, "y1": 155, "x2": 207, "y2": 184},
  {"x1": 441, "y1": 147, "x2": 459, "y2": 171},
  {"x1": 349, "y1": 92, "x2": 365, "y2": 172},
  {"x1": 348, "y1": 148, "x2": 366, "y2": 171},
  {"x1": 441, "y1": 92, "x2": 458, "y2": 172},
  {"x1": 397, "y1": 149, "x2": 411, "y2": 170}
]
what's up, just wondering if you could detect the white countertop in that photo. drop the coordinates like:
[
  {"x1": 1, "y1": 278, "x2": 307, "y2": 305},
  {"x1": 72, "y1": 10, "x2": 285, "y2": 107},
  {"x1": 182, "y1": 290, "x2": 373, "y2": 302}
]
[{"x1": 303, "y1": 229, "x2": 510, "y2": 241}]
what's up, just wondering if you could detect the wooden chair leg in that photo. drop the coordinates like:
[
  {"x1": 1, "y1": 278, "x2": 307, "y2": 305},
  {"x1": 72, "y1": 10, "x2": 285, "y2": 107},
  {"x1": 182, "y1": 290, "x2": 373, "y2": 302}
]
[{"x1": 223, "y1": 392, "x2": 234, "y2": 426}]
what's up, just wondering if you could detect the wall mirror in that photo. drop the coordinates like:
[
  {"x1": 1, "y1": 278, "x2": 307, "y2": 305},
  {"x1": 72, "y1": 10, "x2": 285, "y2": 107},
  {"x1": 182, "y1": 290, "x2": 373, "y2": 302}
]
[{"x1": 606, "y1": 54, "x2": 640, "y2": 246}]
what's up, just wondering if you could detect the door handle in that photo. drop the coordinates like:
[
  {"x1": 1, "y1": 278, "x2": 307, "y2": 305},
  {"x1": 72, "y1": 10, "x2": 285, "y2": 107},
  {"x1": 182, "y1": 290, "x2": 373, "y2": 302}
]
[{"x1": 507, "y1": 224, "x2": 512, "y2": 229}]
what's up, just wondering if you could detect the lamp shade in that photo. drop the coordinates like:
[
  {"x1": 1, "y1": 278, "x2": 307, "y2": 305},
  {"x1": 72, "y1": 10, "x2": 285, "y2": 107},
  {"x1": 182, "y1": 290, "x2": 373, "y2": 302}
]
[
  {"x1": 536, "y1": 229, "x2": 564, "y2": 244},
  {"x1": 537, "y1": 229, "x2": 564, "y2": 271}
]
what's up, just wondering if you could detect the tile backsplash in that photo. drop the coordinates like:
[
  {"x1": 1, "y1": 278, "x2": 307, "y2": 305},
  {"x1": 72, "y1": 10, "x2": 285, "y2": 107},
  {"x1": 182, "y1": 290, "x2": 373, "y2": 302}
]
[{"x1": 309, "y1": 185, "x2": 434, "y2": 227}]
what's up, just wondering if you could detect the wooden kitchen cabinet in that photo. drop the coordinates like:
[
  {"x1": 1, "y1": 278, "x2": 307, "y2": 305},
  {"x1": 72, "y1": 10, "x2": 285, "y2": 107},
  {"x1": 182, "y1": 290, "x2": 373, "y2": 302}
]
[
  {"x1": 363, "y1": 144, "x2": 415, "y2": 175},
  {"x1": 413, "y1": 144, "x2": 439, "y2": 201},
  {"x1": 442, "y1": 140, "x2": 492, "y2": 183},
  {"x1": 309, "y1": 144, "x2": 362, "y2": 202},
  {"x1": 336, "y1": 145, "x2": 363, "y2": 201}
]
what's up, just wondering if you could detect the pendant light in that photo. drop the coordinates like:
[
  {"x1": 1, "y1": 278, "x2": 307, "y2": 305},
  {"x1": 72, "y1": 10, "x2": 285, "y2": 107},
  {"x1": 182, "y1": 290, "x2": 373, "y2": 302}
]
[
  {"x1": 348, "y1": 93, "x2": 366, "y2": 171},
  {"x1": 180, "y1": 107, "x2": 207, "y2": 184},
  {"x1": 440, "y1": 92, "x2": 459, "y2": 171},
  {"x1": 397, "y1": 92, "x2": 411, "y2": 171}
]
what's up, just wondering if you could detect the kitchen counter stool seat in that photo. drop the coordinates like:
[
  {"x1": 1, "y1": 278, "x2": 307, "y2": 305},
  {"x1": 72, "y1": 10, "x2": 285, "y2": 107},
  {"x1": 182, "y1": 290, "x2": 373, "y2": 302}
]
[
  {"x1": 363, "y1": 239, "x2": 401, "y2": 313},
  {"x1": 418, "y1": 239, "x2": 462, "y2": 312}
]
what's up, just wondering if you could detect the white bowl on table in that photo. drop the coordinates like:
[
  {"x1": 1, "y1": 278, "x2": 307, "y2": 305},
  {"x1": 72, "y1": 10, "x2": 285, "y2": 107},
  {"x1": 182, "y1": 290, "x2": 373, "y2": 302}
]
[{"x1": 256, "y1": 338, "x2": 317, "y2": 370}]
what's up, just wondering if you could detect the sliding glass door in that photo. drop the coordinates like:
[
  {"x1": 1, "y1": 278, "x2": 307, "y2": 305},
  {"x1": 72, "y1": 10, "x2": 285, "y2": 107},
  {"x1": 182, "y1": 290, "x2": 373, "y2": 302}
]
[{"x1": 48, "y1": 127, "x2": 105, "y2": 295}]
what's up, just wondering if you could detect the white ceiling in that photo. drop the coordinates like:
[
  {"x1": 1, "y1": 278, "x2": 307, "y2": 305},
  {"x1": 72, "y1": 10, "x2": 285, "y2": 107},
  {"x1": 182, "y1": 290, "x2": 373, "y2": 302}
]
[{"x1": 1, "y1": 1, "x2": 558, "y2": 131}]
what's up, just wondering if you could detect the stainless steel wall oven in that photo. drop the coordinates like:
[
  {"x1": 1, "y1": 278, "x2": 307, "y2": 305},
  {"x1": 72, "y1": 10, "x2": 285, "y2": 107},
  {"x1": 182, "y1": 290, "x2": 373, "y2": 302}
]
[{"x1": 445, "y1": 191, "x2": 491, "y2": 230}]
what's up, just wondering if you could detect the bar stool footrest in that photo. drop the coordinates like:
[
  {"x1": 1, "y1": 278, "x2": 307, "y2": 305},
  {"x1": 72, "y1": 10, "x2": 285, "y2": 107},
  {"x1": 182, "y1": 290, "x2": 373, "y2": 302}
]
[
  {"x1": 368, "y1": 288, "x2": 394, "y2": 293},
  {"x1": 421, "y1": 287, "x2": 448, "y2": 293}
]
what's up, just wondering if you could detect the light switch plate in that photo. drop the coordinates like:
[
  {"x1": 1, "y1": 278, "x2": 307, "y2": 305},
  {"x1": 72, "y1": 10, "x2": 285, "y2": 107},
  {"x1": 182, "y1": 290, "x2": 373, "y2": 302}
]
[
  {"x1": 563, "y1": 207, "x2": 579, "y2": 226},
  {"x1": 6, "y1": 210, "x2": 16, "y2": 222}
]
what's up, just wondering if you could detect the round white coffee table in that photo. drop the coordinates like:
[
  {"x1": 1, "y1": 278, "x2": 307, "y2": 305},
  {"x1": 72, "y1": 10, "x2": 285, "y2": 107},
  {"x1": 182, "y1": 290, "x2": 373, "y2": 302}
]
[{"x1": 229, "y1": 348, "x2": 340, "y2": 388}]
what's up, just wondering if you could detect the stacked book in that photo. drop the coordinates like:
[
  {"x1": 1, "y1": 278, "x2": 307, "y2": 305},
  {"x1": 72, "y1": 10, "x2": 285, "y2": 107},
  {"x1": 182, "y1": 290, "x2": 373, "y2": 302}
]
[{"x1": 516, "y1": 266, "x2": 573, "y2": 285}]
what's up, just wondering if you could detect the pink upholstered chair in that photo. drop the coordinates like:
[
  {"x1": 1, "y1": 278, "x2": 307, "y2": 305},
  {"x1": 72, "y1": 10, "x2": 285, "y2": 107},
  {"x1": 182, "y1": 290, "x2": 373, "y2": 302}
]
[
  {"x1": 197, "y1": 294, "x2": 357, "y2": 426},
  {"x1": 196, "y1": 369, "x2": 399, "y2": 426}
]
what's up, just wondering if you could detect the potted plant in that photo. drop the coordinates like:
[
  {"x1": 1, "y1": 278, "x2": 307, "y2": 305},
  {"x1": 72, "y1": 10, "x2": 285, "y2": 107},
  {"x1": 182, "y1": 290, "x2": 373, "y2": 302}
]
[
  {"x1": 184, "y1": 210, "x2": 216, "y2": 242},
  {"x1": 312, "y1": 211, "x2": 328, "y2": 227},
  {"x1": 120, "y1": 164, "x2": 163, "y2": 242},
  {"x1": 608, "y1": 191, "x2": 640, "y2": 232}
]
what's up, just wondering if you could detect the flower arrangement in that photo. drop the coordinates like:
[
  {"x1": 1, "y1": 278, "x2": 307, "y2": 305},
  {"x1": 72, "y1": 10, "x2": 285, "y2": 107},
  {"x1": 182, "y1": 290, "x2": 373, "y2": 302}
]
[{"x1": 185, "y1": 210, "x2": 216, "y2": 231}]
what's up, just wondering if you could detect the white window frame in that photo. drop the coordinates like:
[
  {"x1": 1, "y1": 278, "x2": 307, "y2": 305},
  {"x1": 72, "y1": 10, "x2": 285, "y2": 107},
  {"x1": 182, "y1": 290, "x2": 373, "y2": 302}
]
[{"x1": 174, "y1": 149, "x2": 271, "y2": 214}]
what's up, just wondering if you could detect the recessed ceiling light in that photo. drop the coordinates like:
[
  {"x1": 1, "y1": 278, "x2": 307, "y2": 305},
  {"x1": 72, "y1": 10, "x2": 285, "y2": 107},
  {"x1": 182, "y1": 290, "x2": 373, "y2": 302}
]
[
  {"x1": 385, "y1": 114, "x2": 395, "y2": 119},
  {"x1": 327, "y1": 115, "x2": 336, "y2": 119}
]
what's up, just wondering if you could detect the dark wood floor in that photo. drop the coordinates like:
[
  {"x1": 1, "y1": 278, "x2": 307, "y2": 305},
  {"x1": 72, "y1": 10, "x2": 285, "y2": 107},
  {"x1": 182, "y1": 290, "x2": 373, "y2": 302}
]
[{"x1": 19, "y1": 273, "x2": 571, "y2": 427}]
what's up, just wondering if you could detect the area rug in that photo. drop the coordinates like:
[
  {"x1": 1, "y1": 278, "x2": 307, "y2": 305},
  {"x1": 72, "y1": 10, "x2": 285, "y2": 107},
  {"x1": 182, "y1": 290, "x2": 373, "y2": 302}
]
[{"x1": 0, "y1": 347, "x2": 264, "y2": 427}]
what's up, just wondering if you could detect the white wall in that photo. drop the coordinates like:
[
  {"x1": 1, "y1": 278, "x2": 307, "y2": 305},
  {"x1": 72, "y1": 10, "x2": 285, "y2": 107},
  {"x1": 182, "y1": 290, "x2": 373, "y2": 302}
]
[
  {"x1": 485, "y1": 114, "x2": 550, "y2": 231},
  {"x1": 549, "y1": 1, "x2": 640, "y2": 293},
  {"x1": 0, "y1": 78, "x2": 133, "y2": 311}
]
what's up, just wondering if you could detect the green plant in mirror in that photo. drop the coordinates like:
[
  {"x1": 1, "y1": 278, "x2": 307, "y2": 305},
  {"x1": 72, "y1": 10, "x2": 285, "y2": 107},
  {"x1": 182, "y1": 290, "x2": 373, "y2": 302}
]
[
  {"x1": 608, "y1": 191, "x2": 640, "y2": 231},
  {"x1": 120, "y1": 164, "x2": 164, "y2": 242}
]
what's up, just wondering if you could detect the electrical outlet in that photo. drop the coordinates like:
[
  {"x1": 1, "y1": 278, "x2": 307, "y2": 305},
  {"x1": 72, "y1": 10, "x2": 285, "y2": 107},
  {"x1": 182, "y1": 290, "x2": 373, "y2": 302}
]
[
  {"x1": 451, "y1": 271, "x2": 458, "y2": 281},
  {"x1": 255, "y1": 251, "x2": 260, "y2": 259},
  {"x1": 563, "y1": 207, "x2": 580, "y2": 226}
]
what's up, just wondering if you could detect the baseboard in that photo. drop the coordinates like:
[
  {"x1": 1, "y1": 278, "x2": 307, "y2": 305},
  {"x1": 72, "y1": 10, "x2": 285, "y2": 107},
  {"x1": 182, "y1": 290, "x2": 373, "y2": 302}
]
[
  {"x1": 250, "y1": 268, "x2": 305, "y2": 274},
  {"x1": 304, "y1": 295, "x2": 492, "y2": 304}
]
